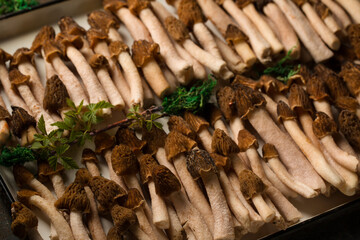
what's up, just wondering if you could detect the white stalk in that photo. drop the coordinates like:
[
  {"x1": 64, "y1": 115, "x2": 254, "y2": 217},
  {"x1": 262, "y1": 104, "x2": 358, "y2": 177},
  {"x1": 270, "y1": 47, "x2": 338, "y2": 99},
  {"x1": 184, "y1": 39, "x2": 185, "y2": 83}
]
[
  {"x1": 335, "y1": 0, "x2": 360, "y2": 24},
  {"x1": 148, "y1": 180, "x2": 170, "y2": 229},
  {"x1": 70, "y1": 211, "x2": 90, "y2": 240}
]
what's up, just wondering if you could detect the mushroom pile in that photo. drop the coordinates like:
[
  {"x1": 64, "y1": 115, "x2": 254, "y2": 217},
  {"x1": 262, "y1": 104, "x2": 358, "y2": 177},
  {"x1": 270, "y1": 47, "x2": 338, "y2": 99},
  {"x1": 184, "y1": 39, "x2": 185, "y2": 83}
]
[{"x1": 1, "y1": 0, "x2": 360, "y2": 239}]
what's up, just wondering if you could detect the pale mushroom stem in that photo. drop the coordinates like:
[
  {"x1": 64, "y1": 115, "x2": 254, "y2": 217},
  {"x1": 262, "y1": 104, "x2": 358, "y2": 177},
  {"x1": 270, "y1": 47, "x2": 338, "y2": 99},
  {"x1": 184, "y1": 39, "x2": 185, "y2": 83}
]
[
  {"x1": 323, "y1": 15, "x2": 342, "y2": 34},
  {"x1": 222, "y1": 0, "x2": 271, "y2": 62},
  {"x1": 49, "y1": 174, "x2": 66, "y2": 197},
  {"x1": 85, "y1": 161, "x2": 101, "y2": 177},
  {"x1": 322, "y1": 0, "x2": 352, "y2": 29},
  {"x1": 148, "y1": 181, "x2": 170, "y2": 229},
  {"x1": 227, "y1": 171, "x2": 264, "y2": 233},
  {"x1": 213, "y1": 35, "x2": 247, "y2": 73},
  {"x1": 0, "y1": 119, "x2": 9, "y2": 145},
  {"x1": 193, "y1": 22, "x2": 223, "y2": 59},
  {"x1": 162, "y1": 65, "x2": 179, "y2": 93},
  {"x1": 0, "y1": 64, "x2": 30, "y2": 112},
  {"x1": 273, "y1": 0, "x2": 333, "y2": 62},
  {"x1": 17, "y1": 62, "x2": 44, "y2": 105},
  {"x1": 139, "y1": 9, "x2": 193, "y2": 84},
  {"x1": 335, "y1": 0, "x2": 360, "y2": 24},
  {"x1": 263, "y1": 3, "x2": 301, "y2": 59},
  {"x1": 20, "y1": 126, "x2": 37, "y2": 146},
  {"x1": 84, "y1": 186, "x2": 107, "y2": 240},
  {"x1": 142, "y1": 60, "x2": 170, "y2": 98},
  {"x1": 263, "y1": 195, "x2": 286, "y2": 230},
  {"x1": 228, "y1": 117, "x2": 251, "y2": 168},
  {"x1": 70, "y1": 211, "x2": 91, "y2": 240},
  {"x1": 65, "y1": 46, "x2": 110, "y2": 115},
  {"x1": 133, "y1": 207, "x2": 160, "y2": 240},
  {"x1": 165, "y1": 203, "x2": 183, "y2": 240},
  {"x1": 301, "y1": 2, "x2": 340, "y2": 50},
  {"x1": 93, "y1": 41, "x2": 132, "y2": 107},
  {"x1": 251, "y1": 192, "x2": 275, "y2": 223},
  {"x1": 242, "y1": 3, "x2": 284, "y2": 54},
  {"x1": 41, "y1": 49, "x2": 57, "y2": 80},
  {"x1": 232, "y1": 41, "x2": 257, "y2": 67},
  {"x1": 104, "y1": 150, "x2": 127, "y2": 190},
  {"x1": 183, "y1": 224, "x2": 196, "y2": 240},
  {"x1": 50, "y1": 55, "x2": 89, "y2": 106},
  {"x1": 129, "y1": 225, "x2": 152, "y2": 240},
  {"x1": 26, "y1": 195, "x2": 74, "y2": 240}
]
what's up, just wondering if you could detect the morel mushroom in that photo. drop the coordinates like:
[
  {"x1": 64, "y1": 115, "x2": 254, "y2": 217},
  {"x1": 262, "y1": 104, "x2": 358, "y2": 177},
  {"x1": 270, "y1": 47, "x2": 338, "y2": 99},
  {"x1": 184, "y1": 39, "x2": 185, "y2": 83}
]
[
  {"x1": 11, "y1": 201, "x2": 42, "y2": 240},
  {"x1": 37, "y1": 160, "x2": 66, "y2": 198},
  {"x1": 82, "y1": 148, "x2": 101, "y2": 177},
  {"x1": 339, "y1": 110, "x2": 360, "y2": 151},
  {"x1": 43, "y1": 75, "x2": 70, "y2": 119},
  {"x1": 313, "y1": 112, "x2": 359, "y2": 172},
  {"x1": 187, "y1": 148, "x2": 235, "y2": 239},
  {"x1": 55, "y1": 182, "x2": 91, "y2": 240},
  {"x1": 348, "y1": 24, "x2": 360, "y2": 59},
  {"x1": 152, "y1": 165, "x2": 213, "y2": 240},
  {"x1": 17, "y1": 190, "x2": 74, "y2": 240},
  {"x1": 340, "y1": 62, "x2": 360, "y2": 105},
  {"x1": 131, "y1": 40, "x2": 170, "y2": 98},
  {"x1": 262, "y1": 143, "x2": 317, "y2": 198},
  {"x1": 10, "y1": 106, "x2": 37, "y2": 146}
]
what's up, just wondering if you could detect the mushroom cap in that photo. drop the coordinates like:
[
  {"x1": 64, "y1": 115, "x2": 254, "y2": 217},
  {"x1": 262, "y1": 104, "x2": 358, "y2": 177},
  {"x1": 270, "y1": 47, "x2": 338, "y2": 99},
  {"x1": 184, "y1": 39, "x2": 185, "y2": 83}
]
[
  {"x1": 89, "y1": 53, "x2": 109, "y2": 70},
  {"x1": 111, "y1": 144, "x2": 139, "y2": 176},
  {"x1": 55, "y1": 182, "x2": 90, "y2": 213},
  {"x1": 232, "y1": 83, "x2": 266, "y2": 119},
  {"x1": 339, "y1": 110, "x2": 360, "y2": 149},
  {"x1": 207, "y1": 105, "x2": 223, "y2": 127},
  {"x1": 75, "y1": 168, "x2": 93, "y2": 186},
  {"x1": 10, "y1": 48, "x2": 34, "y2": 68},
  {"x1": 216, "y1": 86, "x2": 237, "y2": 120},
  {"x1": 262, "y1": 143, "x2": 279, "y2": 160},
  {"x1": 86, "y1": 28, "x2": 108, "y2": 49},
  {"x1": 277, "y1": 100, "x2": 297, "y2": 122},
  {"x1": 106, "y1": 226, "x2": 123, "y2": 240},
  {"x1": 9, "y1": 69, "x2": 30, "y2": 91},
  {"x1": 17, "y1": 190, "x2": 39, "y2": 209},
  {"x1": 210, "y1": 152, "x2": 231, "y2": 171},
  {"x1": 186, "y1": 148, "x2": 217, "y2": 180},
  {"x1": 10, "y1": 107, "x2": 36, "y2": 138},
  {"x1": 288, "y1": 83, "x2": 314, "y2": 115},
  {"x1": 115, "y1": 128, "x2": 146, "y2": 152},
  {"x1": 233, "y1": 75, "x2": 261, "y2": 90},
  {"x1": 211, "y1": 128, "x2": 240, "y2": 156},
  {"x1": 306, "y1": 73, "x2": 330, "y2": 101},
  {"x1": 11, "y1": 201, "x2": 38, "y2": 239},
  {"x1": 184, "y1": 111, "x2": 209, "y2": 133},
  {"x1": 165, "y1": 130, "x2": 197, "y2": 160},
  {"x1": 238, "y1": 169, "x2": 265, "y2": 199},
  {"x1": 0, "y1": 48, "x2": 12, "y2": 63},
  {"x1": 225, "y1": 24, "x2": 248, "y2": 45},
  {"x1": 13, "y1": 165, "x2": 34, "y2": 189},
  {"x1": 260, "y1": 75, "x2": 288, "y2": 94},
  {"x1": 139, "y1": 154, "x2": 158, "y2": 184},
  {"x1": 235, "y1": 0, "x2": 254, "y2": 8},
  {"x1": 314, "y1": 2, "x2": 329, "y2": 20},
  {"x1": 31, "y1": 26, "x2": 55, "y2": 54},
  {"x1": 94, "y1": 132, "x2": 116, "y2": 154},
  {"x1": 110, "y1": 205, "x2": 137, "y2": 232},
  {"x1": 127, "y1": 0, "x2": 150, "y2": 15},
  {"x1": 164, "y1": 16, "x2": 190, "y2": 43},
  {"x1": 152, "y1": 165, "x2": 181, "y2": 197},
  {"x1": 88, "y1": 10, "x2": 120, "y2": 33},
  {"x1": 109, "y1": 40, "x2": 129, "y2": 58},
  {"x1": 335, "y1": 96, "x2": 359, "y2": 113},
  {"x1": 37, "y1": 160, "x2": 64, "y2": 183},
  {"x1": 58, "y1": 16, "x2": 86, "y2": 36},
  {"x1": 177, "y1": 0, "x2": 206, "y2": 29},
  {"x1": 340, "y1": 62, "x2": 360, "y2": 97},
  {"x1": 312, "y1": 112, "x2": 337, "y2": 139},
  {"x1": 348, "y1": 24, "x2": 360, "y2": 59},
  {"x1": 315, "y1": 64, "x2": 350, "y2": 100},
  {"x1": 43, "y1": 75, "x2": 70, "y2": 114},
  {"x1": 103, "y1": 0, "x2": 128, "y2": 12},
  {"x1": 131, "y1": 40, "x2": 160, "y2": 67},
  {"x1": 0, "y1": 105, "x2": 10, "y2": 122},
  {"x1": 82, "y1": 148, "x2": 99, "y2": 164},
  {"x1": 89, "y1": 176, "x2": 127, "y2": 208},
  {"x1": 288, "y1": 65, "x2": 310, "y2": 86},
  {"x1": 43, "y1": 39, "x2": 62, "y2": 62},
  {"x1": 121, "y1": 188, "x2": 145, "y2": 210},
  {"x1": 237, "y1": 129, "x2": 258, "y2": 152},
  {"x1": 142, "y1": 126, "x2": 167, "y2": 155},
  {"x1": 55, "y1": 32, "x2": 84, "y2": 52},
  {"x1": 168, "y1": 115, "x2": 196, "y2": 140}
]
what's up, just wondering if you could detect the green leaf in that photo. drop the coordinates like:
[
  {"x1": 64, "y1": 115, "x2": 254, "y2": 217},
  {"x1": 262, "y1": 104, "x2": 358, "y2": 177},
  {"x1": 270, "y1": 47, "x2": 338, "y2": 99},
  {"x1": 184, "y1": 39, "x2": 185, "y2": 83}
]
[
  {"x1": 61, "y1": 156, "x2": 79, "y2": 169},
  {"x1": 37, "y1": 115, "x2": 47, "y2": 135},
  {"x1": 31, "y1": 141, "x2": 43, "y2": 150},
  {"x1": 48, "y1": 155, "x2": 58, "y2": 170},
  {"x1": 77, "y1": 100, "x2": 84, "y2": 114},
  {"x1": 48, "y1": 130, "x2": 58, "y2": 139},
  {"x1": 52, "y1": 121, "x2": 71, "y2": 130},
  {"x1": 146, "y1": 121, "x2": 152, "y2": 131},
  {"x1": 153, "y1": 122, "x2": 163, "y2": 129},
  {"x1": 56, "y1": 144, "x2": 70, "y2": 155},
  {"x1": 69, "y1": 130, "x2": 83, "y2": 142},
  {"x1": 0, "y1": 146, "x2": 36, "y2": 167},
  {"x1": 66, "y1": 98, "x2": 76, "y2": 110}
]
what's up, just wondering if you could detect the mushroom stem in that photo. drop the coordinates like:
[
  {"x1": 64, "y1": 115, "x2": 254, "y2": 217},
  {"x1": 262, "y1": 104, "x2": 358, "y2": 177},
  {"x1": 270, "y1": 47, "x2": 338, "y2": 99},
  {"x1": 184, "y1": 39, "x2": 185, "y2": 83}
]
[
  {"x1": 142, "y1": 59, "x2": 170, "y2": 98},
  {"x1": 335, "y1": 0, "x2": 360, "y2": 24},
  {"x1": 183, "y1": 224, "x2": 196, "y2": 240},
  {"x1": 104, "y1": 150, "x2": 127, "y2": 190},
  {"x1": 20, "y1": 126, "x2": 37, "y2": 146},
  {"x1": 301, "y1": 2, "x2": 340, "y2": 50},
  {"x1": 323, "y1": 15, "x2": 342, "y2": 34},
  {"x1": 193, "y1": 22, "x2": 223, "y2": 59},
  {"x1": 322, "y1": 0, "x2": 352, "y2": 29},
  {"x1": 41, "y1": 49, "x2": 57, "y2": 80},
  {"x1": 222, "y1": 0, "x2": 271, "y2": 62},
  {"x1": 232, "y1": 41, "x2": 257, "y2": 67},
  {"x1": 133, "y1": 207, "x2": 159, "y2": 240},
  {"x1": 0, "y1": 119, "x2": 10, "y2": 145},
  {"x1": 165, "y1": 203, "x2": 183, "y2": 240},
  {"x1": 83, "y1": 186, "x2": 107, "y2": 240},
  {"x1": 141, "y1": 78, "x2": 155, "y2": 108},
  {"x1": 320, "y1": 135, "x2": 359, "y2": 172},
  {"x1": 85, "y1": 161, "x2": 101, "y2": 177},
  {"x1": 49, "y1": 174, "x2": 66, "y2": 198},
  {"x1": 263, "y1": 3, "x2": 301, "y2": 59},
  {"x1": 138, "y1": 8, "x2": 193, "y2": 84},
  {"x1": 273, "y1": 0, "x2": 333, "y2": 62},
  {"x1": 17, "y1": 62, "x2": 44, "y2": 105},
  {"x1": 148, "y1": 180, "x2": 170, "y2": 229},
  {"x1": 251, "y1": 192, "x2": 275, "y2": 223},
  {"x1": 129, "y1": 225, "x2": 152, "y2": 240},
  {"x1": 263, "y1": 195, "x2": 286, "y2": 230},
  {"x1": 242, "y1": 3, "x2": 284, "y2": 54},
  {"x1": 70, "y1": 211, "x2": 91, "y2": 240}
]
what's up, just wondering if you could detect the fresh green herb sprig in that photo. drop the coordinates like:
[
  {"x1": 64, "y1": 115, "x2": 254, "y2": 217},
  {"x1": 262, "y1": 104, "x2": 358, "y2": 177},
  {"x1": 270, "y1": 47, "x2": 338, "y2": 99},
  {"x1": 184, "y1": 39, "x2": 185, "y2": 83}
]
[
  {"x1": 263, "y1": 48, "x2": 300, "y2": 84},
  {"x1": 162, "y1": 75, "x2": 217, "y2": 115},
  {"x1": 127, "y1": 104, "x2": 163, "y2": 131},
  {"x1": 0, "y1": 146, "x2": 36, "y2": 167},
  {"x1": 0, "y1": 0, "x2": 39, "y2": 15}
]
